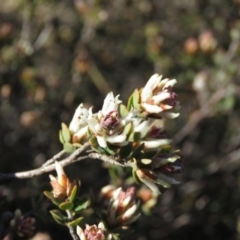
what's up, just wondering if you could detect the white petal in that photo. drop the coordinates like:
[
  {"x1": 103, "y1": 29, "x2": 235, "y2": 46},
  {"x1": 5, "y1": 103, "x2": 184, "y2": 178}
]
[
  {"x1": 107, "y1": 134, "x2": 127, "y2": 144},
  {"x1": 141, "y1": 103, "x2": 163, "y2": 113},
  {"x1": 142, "y1": 139, "x2": 171, "y2": 150},
  {"x1": 141, "y1": 74, "x2": 162, "y2": 102},
  {"x1": 151, "y1": 92, "x2": 171, "y2": 104},
  {"x1": 102, "y1": 92, "x2": 114, "y2": 115},
  {"x1": 76, "y1": 226, "x2": 83, "y2": 238},
  {"x1": 157, "y1": 78, "x2": 169, "y2": 90},
  {"x1": 55, "y1": 161, "x2": 65, "y2": 177},
  {"x1": 164, "y1": 79, "x2": 177, "y2": 88},
  {"x1": 121, "y1": 213, "x2": 141, "y2": 225},
  {"x1": 97, "y1": 135, "x2": 107, "y2": 148},
  {"x1": 87, "y1": 118, "x2": 99, "y2": 134},
  {"x1": 69, "y1": 104, "x2": 83, "y2": 132},
  {"x1": 49, "y1": 175, "x2": 56, "y2": 181},
  {"x1": 134, "y1": 119, "x2": 153, "y2": 138},
  {"x1": 98, "y1": 222, "x2": 106, "y2": 230},
  {"x1": 119, "y1": 203, "x2": 138, "y2": 220},
  {"x1": 73, "y1": 126, "x2": 88, "y2": 141},
  {"x1": 113, "y1": 187, "x2": 122, "y2": 200}
]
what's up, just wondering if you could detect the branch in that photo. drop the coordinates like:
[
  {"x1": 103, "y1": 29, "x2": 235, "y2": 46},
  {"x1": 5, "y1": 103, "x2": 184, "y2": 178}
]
[
  {"x1": 42, "y1": 150, "x2": 66, "y2": 167},
  {"x1": 0, "y1": 143, "x2": 131, "y2": 182},
  {"x1": 0, "y1": 143, "x2": 90, "y2": 182},
  {"x1": 88, "y1": 152, "x2": 130, "y2": 167},
  {"x1": 66, "y1": 211, "x2": 79, "y2": 240}
]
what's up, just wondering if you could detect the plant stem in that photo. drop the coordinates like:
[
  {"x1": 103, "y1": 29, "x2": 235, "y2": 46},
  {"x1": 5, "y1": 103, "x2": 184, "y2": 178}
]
[{"x1": 66, "y1": 210, "x2": 79, "y2": 240}]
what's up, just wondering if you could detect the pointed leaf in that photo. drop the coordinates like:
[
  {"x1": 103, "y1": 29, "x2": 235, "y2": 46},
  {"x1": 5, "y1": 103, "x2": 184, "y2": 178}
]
[
  {"x1": 61, "y1": 123, "x2": 71, "y2": 143},
  {"x1": 72, "y1": 143, "x2": 82, "y2": 148},
  {"x1": 131, "y1": 143, "x2": 145, "y2": 159},
  {"x1": 132, "y1": 89, "x2": 140, "y2": 108},
  {"x1": 69, "y1": 185, "x2": 78, "y2": 203},
  {"x1": 64, "y1": 143, "x2": 75, "y2": 153},
  {"x1": 119, "y1": 104, "x2": 129, "y2": 118},
  {"x1": 128, "y1": 132, "x2": 141, "y2": 142},
  {"x1": 67, "y1": 217, "x2": 84, "y2": 227},
  {"x1": 160, "y1": 145, "x2": 172, "y2": 153},
  {"x1": 127, "y1": 93, "x2": 134, "y2": 110},
  {"x1": 123, "y1": 122, "x2": 132, "y2": 136},
  {"x1": 100, "y1": 146, "x2": 115, "y2": 156},
  {"x1": 50, "y1": 210, "x2": 66, "y2": 225},
  {"x1": 74, "y1": 197, "x2": 90, "y2": 212},
  {"x1": 119, "y1": 143, "x2": 133, "y2": 159},
  {"x1": 59, "y1": 130, "x2": 64, "y2": 144},
  {"x1": 43, "y1": 191, "x2": 61, "y2": 206},
  {"x1": 59, "y1": 201, "x2": 74, "y2": 210},
  {"x1": 89, "y1": 137, "x2": 99, "y2": 147},
  {"x1": 132, "y1": 170, "x2": 142, "y2": 184}
]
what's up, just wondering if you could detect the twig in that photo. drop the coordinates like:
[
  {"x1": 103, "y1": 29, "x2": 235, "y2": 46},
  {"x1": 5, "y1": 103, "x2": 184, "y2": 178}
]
[
  {"x1": 0, "y1": 143, "x2": 90, "y2": 182},
  {"x1": 0, "y1": 143, "x2": 131, "y2": 182},
  {"x1": 88, "y1": 152, "x2": 130, "y2": 167},
  {"x1": 66, "y1": 210, "x2": 79, "y2": 240},
  {"x1": 43, "y1": 150, "x2": 66, "y2": 167}
]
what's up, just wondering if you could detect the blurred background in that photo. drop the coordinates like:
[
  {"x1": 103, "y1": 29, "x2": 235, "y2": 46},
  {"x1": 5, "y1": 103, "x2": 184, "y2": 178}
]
[{"x1": 0, "y1": 0, "x2": 240, "y2": 239}]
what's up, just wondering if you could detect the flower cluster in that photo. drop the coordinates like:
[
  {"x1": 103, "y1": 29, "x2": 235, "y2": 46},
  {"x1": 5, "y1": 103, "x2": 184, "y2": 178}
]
[
  {"x1": 10, "y1": 209, "x2": 35, "y2": 238},
  {"x1": 60, "y1": 73, "x2": 182, "y2": 194},
  {"x1": 77, "y1": 222, "x2": 113, "y2": 240}
]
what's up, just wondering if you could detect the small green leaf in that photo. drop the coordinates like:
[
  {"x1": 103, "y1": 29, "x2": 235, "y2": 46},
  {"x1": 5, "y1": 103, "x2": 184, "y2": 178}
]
[
  {"x1": 72, "y1": 143, "x2": 82, "y2": 148},
  {"x1": 64, "y1": 143, "x2": 75, "y2": 153},
  {"x1": 119, "y1": 104, "x2": 129, "y2": 118},
  {"x1": 89, "y1": 137, "x2": 98, "y2": 147},
  {"x1": 119, "y1": 143, "x2": 133, "y2": 159},
  {"x1": 67, "y1": 217, "x2": 84, "y2": 227},
  {"x1": 128, "y1": 132, "x2": 141, "y2": 142},
  {"x1": 131, "y1": 143, "x2": 145, "y2": 159},
  {"x1": 59, "y1": 201, "x2": 74, "y2": 210},
  {"x1": 59, "y1": 130, "x2": 64, "y2": 144},
  {"x1": 123, "y1": 122, "x2": 132, "y2": 136},
  {"x1": 132, "y1": 89, "x2": 140, "y2": 108},
  {"x1": 69, "y1": 185, "x2": 78, "y2": 203},
  {"x1": 132, "y1": 170, "x2": 142, "y2": 184},
  {"x1": 160, "y1": 145, "x2": 172, "y2": 153},
  {"x1": 61, "y1": 123, "x2": 71, "y2": 143},
  {"x1": 43, "y1": 191, "x2": 61, "y2": 206},
  {"x1": 101, "y1": 146, "x2": 115, "y2": 156},
  {"x1": 74, "y1": 197, "x2": 90, "y2": 212},
  {"x1": 127, "y1": 93, "x2": 134, "y2": 110},
  {"x1": 50, "y1": 210, "x2": 66, "y2": 225}
]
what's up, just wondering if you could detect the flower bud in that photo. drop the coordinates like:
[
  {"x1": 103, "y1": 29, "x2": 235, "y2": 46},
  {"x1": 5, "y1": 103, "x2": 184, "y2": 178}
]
[
  {"x1": 106, "y1": 187, "x2": 140, "y2": 228},
  {"x1": 77, "y1": 222, "x2": 111, "y2": 240}
]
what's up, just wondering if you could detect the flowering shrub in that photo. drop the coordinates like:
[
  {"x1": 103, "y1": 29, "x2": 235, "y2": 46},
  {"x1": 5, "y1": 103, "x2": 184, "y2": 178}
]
[{"x1": 0, "y1": 74, "x2": 182, "y2": 239}]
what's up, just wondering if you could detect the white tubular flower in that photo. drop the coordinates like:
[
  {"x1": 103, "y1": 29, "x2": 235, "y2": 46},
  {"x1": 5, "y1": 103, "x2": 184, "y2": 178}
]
[
  {"x1": 88, "y1": 117, "x2": 107, "y2": 148},
  {"x1": 72, "y1": 125, "x2": 89, "y2": 143},
  {"x1": 140, "y1": 74, "x2": 180, "y2": 119},
  {"x1": 69, "y1": 104, "x2": 93, "y2": 133},
  {"x1": 101, "y1": 92, "x2": 122, "y2": 116},
  {"x1": 141, "y1": 139, "x2": 171, "y2": 151},
  {"x1": 87, "y1": 92, "x2": 129, "y2": 149},
  {"x1": 141, "y1": 74, "x2": 163, "y2": 103},
  {"x1": 133, "y1": 118, "x2": 164, "y2": 139}
]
